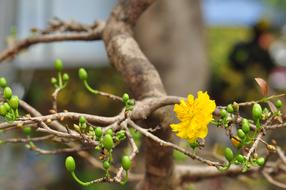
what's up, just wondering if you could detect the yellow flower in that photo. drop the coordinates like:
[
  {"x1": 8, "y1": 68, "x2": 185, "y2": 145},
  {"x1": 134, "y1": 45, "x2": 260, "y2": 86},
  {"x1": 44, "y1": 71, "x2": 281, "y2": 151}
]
[{"x1": 170, "y1": 91, "x2": 216, "y2": 143}]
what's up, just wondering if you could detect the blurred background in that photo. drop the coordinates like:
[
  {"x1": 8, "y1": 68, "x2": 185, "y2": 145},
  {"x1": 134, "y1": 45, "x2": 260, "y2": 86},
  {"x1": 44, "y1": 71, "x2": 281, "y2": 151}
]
[{"x1": 0, "y1": 0, "x2": 286, "y2": 189}]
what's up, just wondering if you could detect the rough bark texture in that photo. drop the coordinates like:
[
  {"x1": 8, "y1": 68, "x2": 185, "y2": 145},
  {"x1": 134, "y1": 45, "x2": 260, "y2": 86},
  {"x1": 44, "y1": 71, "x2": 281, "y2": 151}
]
[
  {"x1": 103, "y1": 1, "x2": 174, "y2": 189},
  {"x1": 136, "y1": 0, "x2": 208, "y2": 96}
]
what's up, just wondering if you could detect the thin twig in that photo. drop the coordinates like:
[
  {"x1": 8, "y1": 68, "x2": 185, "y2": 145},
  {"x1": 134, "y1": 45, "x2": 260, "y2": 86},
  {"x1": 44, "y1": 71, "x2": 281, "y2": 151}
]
[
  {"x1": 128, "y1": 119, "x2": 222, "y2": 167},
  {"x1": 1, "y1": 135, "x2": 53, "y2": 143},
  {"x1": 263, "y1": 171, "x2": 286, "y2": 189},
  {"x1": 29, "y1": 144, "x2": 93, "y2": 155}
]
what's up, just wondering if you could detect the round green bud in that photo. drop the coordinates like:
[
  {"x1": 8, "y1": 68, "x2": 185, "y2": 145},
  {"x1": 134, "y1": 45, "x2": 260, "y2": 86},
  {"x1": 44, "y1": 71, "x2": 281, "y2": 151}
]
[
  {"x1": 106, "y1": 128, "x2": 113, "y2": 136},
  {"x1": 241, "y1": 119, "x2": 250, "y2": 134},
  {"x1": 65, "y1": 156, "x2": 76, "y2": 172},
  {"x1": 122, "y1": 93, "x2": 129, "y2": 102},
  {"x1": 116, "y1": 130, "x2": 126, "y2": 140},
  {"x1": 78, "y1": 68, "x2": 88, "y2": 81},
  {"x1": 3, "y1": 103, "x2": 10, "y2": 111},
  {"x1": 80, "y1": 123, "x2": 87, "y2": 130},
  {"x1": 121, "y1": 155, "x2": 131, "y2": 171},
  {"x1": 54, "y1": 59, "x2": 63, "y2": 72},
  {"x1": 127, "y1": 99, "x2": 135, "y2": 106},
  {"x1": 95, "y1": 127, "x2": 103, "y2": 138},
  {"x1": 232, "y1": 102, "x2": 240, "y2": 112},
  {"x1": 63, "y1": 73, "x2": 69, "y2": 81},
  {"x1": 9, "y1": 95, "x2": 19, "y2": 109},
  {"x1": 226, "y1": 104, "x2": 234, "y2": 113},
  {"x1": 0, "y1": 104, "x2": 7, "y2": 116},
  {"x1": 224, "y1": 147, "x2": 234, "y2": 162},
  {"x1": 102, "y1": 134, "x2": 114, "y2": 150},
  {"x1": 189, "y1": 141, "x2": 199, "y2": 150},
  {"x1": 3, "y1": 87, "x2": 12, "y2": 99},
  {"x1": 220, "y1": 109, "x2": 228, "y2": 118},
  {"x1": 252, "y1": 103, "x2": 262, "y2": 121},
  {"x1": 256, "y1": 157, "x2": 265, "y2": 166},
  {"x1": 95, "y1": 146, "x2": 101, "y2": 151},
  {"x1": 79, "y1": 116, "x2": 86, "y2": 124},
  {"x1": 103, "y1": 160, "x2": 110, "y2": 170},
  {"x1": 275, "y1": 99, "x2": 283, "y2": 109},
  {"x1": 23, "y1": 126, "x2": 32, "y2": 136},
  {"x1": 50, "y1": 77, "x2": 57, "y2": 84},
  {"x1": 237, "y1": 129, "x2": 246, "y2": 139},
  {"x1": 0, "y1": 77, "x2": 7, "y2": 88},
  {"x1": 236, "y1": 154, "x2": 245, "y2": 163}
]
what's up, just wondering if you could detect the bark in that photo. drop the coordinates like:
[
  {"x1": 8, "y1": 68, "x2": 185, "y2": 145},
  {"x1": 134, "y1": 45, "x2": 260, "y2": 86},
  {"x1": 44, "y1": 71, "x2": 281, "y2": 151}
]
[
  {"x1": 103, "y1": 0, "x2": 175, "y2": 189},
  {"x1": 136, "y1": 0, "x2": 208, "y2": 96}
]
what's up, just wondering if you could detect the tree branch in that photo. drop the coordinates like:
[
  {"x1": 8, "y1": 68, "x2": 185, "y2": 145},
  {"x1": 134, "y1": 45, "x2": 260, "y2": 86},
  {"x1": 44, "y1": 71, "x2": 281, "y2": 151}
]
[{"x1": 0, "y1": 21, "x2": 105, "y2": 63}]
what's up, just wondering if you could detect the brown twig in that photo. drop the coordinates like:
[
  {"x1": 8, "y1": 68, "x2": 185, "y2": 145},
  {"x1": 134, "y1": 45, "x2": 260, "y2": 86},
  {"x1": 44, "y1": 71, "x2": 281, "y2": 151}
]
[
  {"x1": 262, "y1": 171, "x2": 286, "y2": 189},
  {"x1": 127, "y1": 119, "x2": 222, "y2": 167},
  {"x1": 0, "y1": 21, "x2": 105, "y2": 63},
  {"x1": 1, "y1": 135, "x2": 53, "y2": 144}
]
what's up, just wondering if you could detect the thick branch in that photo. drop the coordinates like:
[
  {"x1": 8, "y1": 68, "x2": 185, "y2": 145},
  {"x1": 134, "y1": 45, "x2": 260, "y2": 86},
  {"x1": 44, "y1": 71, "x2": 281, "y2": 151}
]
[
  {"x1": 103, "y1": 1, "x2": 164, "y2": 99},
  {"x1": 103, "y1": 1, "x2": 177, "y2": 189},
  {"x1": 175, "y1": 165, "x2": 259, "y2": 184}
]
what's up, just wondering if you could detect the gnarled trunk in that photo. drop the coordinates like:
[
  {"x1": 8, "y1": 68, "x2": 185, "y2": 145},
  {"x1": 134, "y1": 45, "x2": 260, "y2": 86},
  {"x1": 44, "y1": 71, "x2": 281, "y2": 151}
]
[{"x1": 102, "y1": 0, "x2": 175, "y2": 189}]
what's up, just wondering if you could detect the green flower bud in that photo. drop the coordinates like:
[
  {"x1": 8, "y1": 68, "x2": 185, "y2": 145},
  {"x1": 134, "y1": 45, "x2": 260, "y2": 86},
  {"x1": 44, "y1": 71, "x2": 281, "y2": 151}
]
[
  {"x1": 127, "y1": 99, "x2": 135, "y2": 106},
  {"x1": 95, "y1": 127, "x2": 103, "y2": 138},
  {"x1": 224, "y1": 147, "x2": 234, "y2": 162},
  {"x1": 121, "y1": 155, "x2": 131, "y2": 171},
  {"x1": 9, "y1": 95, "x2": 19, "y2": 109},
  {"x1": 106, "y1": 128, "x2": 113, "y2": 136},
  {"x1": 256, "y1": 157, "x2": 265, "y2": 166},
  {"x1": 236, "y1": 154, "x2": 245, "y2": 163},
  {"x1": 3, "y1": 87, "x2": 12, "y2": 99},
  {"x1": 0, "y1": 104, "x2": 7, "y2": 116},
  {"x1": 275, "y1": 99, "x2": 283, "y2": 109},
  {"x1": 237, "y1": 129, "x2": 246, "y2": 139},
  {"x1": 122, "y1": 93, "x2": 129, "y2": 102},
  {"x1": 54, "y1": 59, "x2": 63, "y2": 72},
  {"x1": 116, "y1": 130, "x2": 126, "y2": 140},
  {"x1": 226, "y1": 104, "x2": 234, "y2": 113},
  {"x1": 65, "y1": 156, "x2": 76, "y2": 172},
  {"x1": 23, "y1": 126, "x2": 32, "y2": 136},
  {"x1": 189, "y1": 141, "x2": 199, "y2": 150},
  {"x1": 3, "y1": 103, "x2": 10, "y2": 111},
  {"x1": 80, "y1": 123, "x2": 87, "y2": 130},
  {"x1": 79, "y1": 116, "x2": 86, "y2": 124},
  {"x1": 233, "y1": 102, "x2": 239, "y2": 112},
  {"x1": 241, "y1": 118, "x2": 250, "y2": 134},
  {"x1": 51, "y1": 77, "x2": 57, "y2": 85},
  {"x1": 252, "y1": 103, "x2": 262, "y2": 121},
  {"x1": 0, "y1": 77, "x2": 7, "y2": 88},
  {"x1": 220, "y1": 109, "x2": 228, "y2": 118},
  {"x1": 103, "y1": 160, "x2": 110, "y2": 170},
  {"x1": 102, "y1": 134, "x2": 114, "y2": 150},
  {"x1": 62, "y1": 73, "x2": 69, "y2": 81},
  {"x1": 95, "y1": 146, "x2": 101, "y2": 151},
  {"x1": 78, "y1": 68, "x2": 88, "y2": 81}
]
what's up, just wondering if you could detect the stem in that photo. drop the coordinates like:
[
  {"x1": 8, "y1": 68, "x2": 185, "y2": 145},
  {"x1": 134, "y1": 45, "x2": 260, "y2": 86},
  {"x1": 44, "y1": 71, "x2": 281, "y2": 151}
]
[
  {"x1": 253, "y1": 119, "x2": 260, "y2": 138},
  {"x1": 71, "y1": 171, "x2": 91, "y2": 186},
  {"x1": 11, "y1": 109, "x2": 16, "y2": 120},
  {"x1": 83, "y1": 80, "x2": 122, "y2": 101},
  {"x1": 120, "y1": 170, "x2": 129, "y2": 185},
  {"x1": 15, "y1": 109, "x2": 19, "y2": 118},
  {"x1": 58, "y1": 72, "x2": 63, "y2": 88},
  {"x1": 84, "y1": 80, "x2": 98, "y2": 94}
]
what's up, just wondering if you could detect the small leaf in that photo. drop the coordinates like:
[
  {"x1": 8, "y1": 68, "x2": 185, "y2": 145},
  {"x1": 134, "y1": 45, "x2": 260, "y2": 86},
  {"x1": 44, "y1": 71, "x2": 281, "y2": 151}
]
[
  {"x1": 267, "y1": 101, "x2": 277, "y2": 114},
  {"x1": 267, "y1": 101, "x2": 282, "y2": 123},
  {"x1": 255, "y1": 78, "x2": 268, "y2": 96}
]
